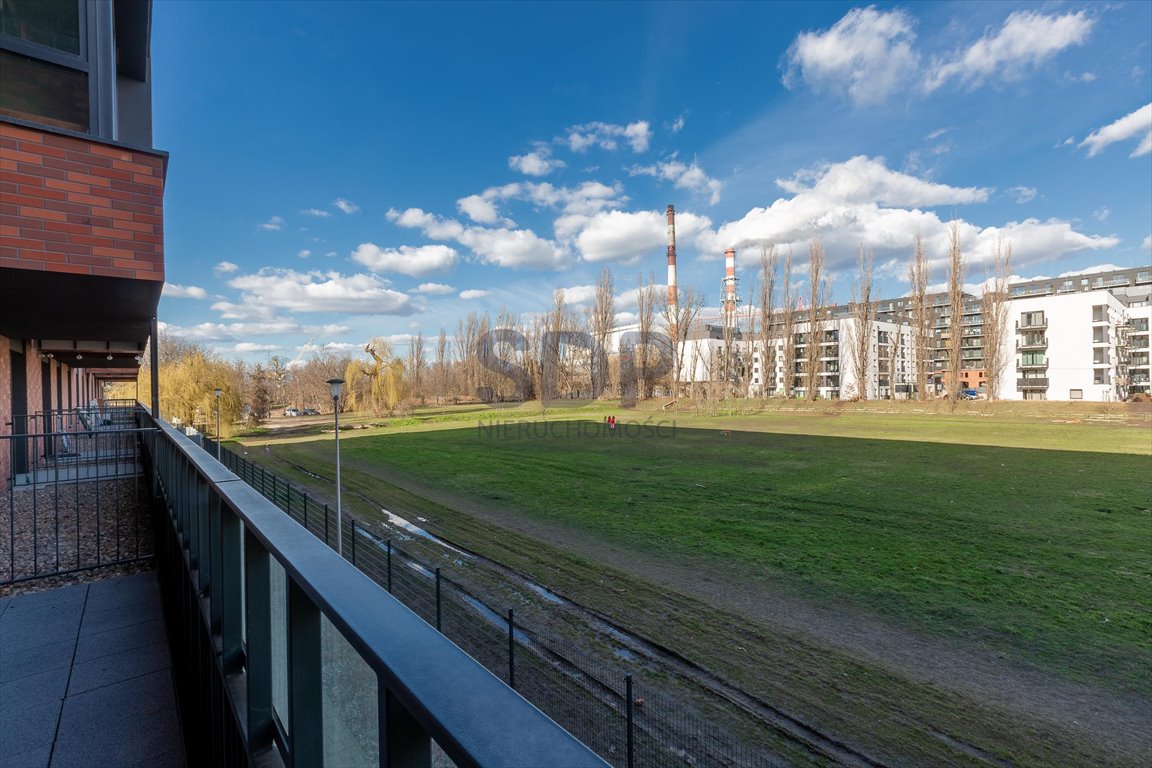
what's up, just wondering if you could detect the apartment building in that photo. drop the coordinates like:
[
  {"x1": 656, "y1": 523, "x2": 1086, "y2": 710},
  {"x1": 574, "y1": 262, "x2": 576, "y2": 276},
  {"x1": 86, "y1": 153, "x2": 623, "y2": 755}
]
[{"x1": 1, "y1": 0, "x2": 165, "y2": 485}]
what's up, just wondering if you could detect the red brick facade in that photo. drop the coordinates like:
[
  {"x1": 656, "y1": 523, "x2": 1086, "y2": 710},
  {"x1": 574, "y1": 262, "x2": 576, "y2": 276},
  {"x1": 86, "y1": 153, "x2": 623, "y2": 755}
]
[{"x1": 0, "y1": 122, "x2": 165, "y2": 281}]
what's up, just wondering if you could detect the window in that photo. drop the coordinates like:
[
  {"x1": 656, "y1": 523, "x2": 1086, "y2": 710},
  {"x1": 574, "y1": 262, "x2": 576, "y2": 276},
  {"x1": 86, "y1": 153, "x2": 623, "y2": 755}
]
[
  {"x1": 1094, "y1": 370, "x2": 1110, "y2": 385},
  {"x1": 1092, "y1": 305, "x2": 1107, "y2": 323},
  {"x1": 1069, "y1": 389, "x2": 1083, "y2": 400},
  {"x1": 1093, "y1": 349, "x2": 1109, "y2": 365},
  {"x1": 0, "y1": 0, "x2": 80, "y2": 54},
  {"x1": 0, "y1": 0, "x2": 92, "y2": 132},
  {"x1": 1021, "y1": 352, "x2": 1045, "y2": 366},
  {"x1": 1093, "y1": 328, "x2": 1109, "y2": 344}
]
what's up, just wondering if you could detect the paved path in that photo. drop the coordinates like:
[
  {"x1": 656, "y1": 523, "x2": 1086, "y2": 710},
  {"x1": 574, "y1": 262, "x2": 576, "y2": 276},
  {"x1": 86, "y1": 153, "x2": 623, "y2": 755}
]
[{"x1": 0, "y1": 572, "x2": 185, "y2": 768}]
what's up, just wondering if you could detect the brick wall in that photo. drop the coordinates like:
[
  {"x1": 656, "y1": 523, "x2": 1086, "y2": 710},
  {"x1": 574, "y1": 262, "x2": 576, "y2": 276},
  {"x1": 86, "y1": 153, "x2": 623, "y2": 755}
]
[{"x1": 0, "y1": 122, "x2": 165, "y2": 281}]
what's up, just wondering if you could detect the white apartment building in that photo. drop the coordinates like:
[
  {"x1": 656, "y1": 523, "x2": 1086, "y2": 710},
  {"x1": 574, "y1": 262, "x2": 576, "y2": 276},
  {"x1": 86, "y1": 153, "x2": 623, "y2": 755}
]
[{"x1": 676, "y1": 315, "x2": 916, "y2": 400}]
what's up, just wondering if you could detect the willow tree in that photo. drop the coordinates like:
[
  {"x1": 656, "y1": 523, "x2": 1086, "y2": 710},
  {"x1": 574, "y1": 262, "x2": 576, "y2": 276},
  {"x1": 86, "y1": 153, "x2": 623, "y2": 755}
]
[{"x1": 343, "y1": 337, "x2": 409, "y2": 416}]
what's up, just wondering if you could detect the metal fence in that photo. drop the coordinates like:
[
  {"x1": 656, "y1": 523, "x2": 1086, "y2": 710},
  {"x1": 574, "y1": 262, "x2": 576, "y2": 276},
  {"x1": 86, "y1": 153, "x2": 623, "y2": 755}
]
[
  {"x1": 144, "y1": 409, "x2": 607, "y2": 768},
  {"x1": 2, "y1": 405, "x2": 154, "y2": 586},
  {"x1": 214, "y1": 442, "x2": 796, "y2": 768}
]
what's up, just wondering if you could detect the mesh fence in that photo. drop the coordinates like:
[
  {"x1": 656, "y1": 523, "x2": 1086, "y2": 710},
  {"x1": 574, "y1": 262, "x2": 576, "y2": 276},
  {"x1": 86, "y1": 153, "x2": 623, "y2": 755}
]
[{"x1": 218, "y1": 444, "x2": 797, "y2": 767}]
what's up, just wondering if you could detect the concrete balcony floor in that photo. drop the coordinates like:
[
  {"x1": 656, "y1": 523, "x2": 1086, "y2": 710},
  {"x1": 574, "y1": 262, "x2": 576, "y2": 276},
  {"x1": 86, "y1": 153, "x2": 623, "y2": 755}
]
[{"x1": 0, "y1": 572, "x2": 185, "y2": 768}]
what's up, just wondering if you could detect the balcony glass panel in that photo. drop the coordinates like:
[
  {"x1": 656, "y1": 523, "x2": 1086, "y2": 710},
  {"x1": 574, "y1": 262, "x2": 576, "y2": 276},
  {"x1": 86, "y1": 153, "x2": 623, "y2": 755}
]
[
  {"x1": 272, "y1": 560, "x2": 289, "y2": 733},
  {"x1": 322, "y1": 616, "x2": 380, "y2": 766}
]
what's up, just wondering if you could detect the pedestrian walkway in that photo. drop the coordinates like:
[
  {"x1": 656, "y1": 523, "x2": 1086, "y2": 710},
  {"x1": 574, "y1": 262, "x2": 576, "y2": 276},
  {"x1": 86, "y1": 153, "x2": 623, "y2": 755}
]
[{"x1": 0, "y1": 571, "x2": 185, "y2": 768}]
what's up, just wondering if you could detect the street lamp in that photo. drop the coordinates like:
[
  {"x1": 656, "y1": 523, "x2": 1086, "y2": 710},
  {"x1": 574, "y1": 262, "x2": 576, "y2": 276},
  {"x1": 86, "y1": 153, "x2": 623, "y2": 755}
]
[
  {"x1": 214, "y1": 388, "x2": 222, "y2": 460},
  {"x1": 327, "y1": 378, "x2": 345, "y2": 556}
]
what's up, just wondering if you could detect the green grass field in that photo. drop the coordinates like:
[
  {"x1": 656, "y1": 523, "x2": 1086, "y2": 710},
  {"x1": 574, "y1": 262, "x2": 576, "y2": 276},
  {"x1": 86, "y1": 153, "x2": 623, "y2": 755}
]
[{"x1": 237, "y1": 402, "x2": 1152, "y2": 765}]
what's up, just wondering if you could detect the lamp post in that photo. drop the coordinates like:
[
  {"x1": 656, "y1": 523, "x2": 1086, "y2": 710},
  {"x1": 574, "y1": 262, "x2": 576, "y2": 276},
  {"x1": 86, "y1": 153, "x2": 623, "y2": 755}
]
[
  {"x1": 214, "y1": 387, "x2": 222, "y2": 460},
  {"x1": 327, "y1": 378, "x2": 345, "y2": 556}
]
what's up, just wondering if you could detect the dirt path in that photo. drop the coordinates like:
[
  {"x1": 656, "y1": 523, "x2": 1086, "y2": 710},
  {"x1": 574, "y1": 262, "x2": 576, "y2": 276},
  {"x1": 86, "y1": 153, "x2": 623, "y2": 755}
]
[{"x1": 355, "y1": 459, "x2": 1152, "y2": 764}]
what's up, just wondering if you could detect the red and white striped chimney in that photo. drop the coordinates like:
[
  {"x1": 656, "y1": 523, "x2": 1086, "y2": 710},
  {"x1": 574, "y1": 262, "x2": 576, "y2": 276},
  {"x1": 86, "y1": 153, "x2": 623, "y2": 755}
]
[
  {"x1": 723, "y1": 246, "x2": 738, "y2": 325},
  {"x1": 666, "y1": 205, "x2": 678, "y2": 312}
]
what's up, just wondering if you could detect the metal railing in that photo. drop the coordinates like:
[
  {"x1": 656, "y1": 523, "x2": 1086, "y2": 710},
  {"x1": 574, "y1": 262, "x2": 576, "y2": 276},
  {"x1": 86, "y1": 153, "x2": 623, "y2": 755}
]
[
  {"x1": 1016, "y1": 378, "x2": 1050, "y2": 389},
  {"x1": 141, "y1": 408, "x2": 606, "y2": 768},
  {"x1": 2, "y1": 411, "x2": 155, "y2": 585}
]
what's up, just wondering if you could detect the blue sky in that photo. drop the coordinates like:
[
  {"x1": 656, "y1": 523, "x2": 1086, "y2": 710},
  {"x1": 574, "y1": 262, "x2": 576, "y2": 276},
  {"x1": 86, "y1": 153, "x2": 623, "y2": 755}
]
[{"x1": 153, "y1": 1, "x2": 1152, "y2": 363}]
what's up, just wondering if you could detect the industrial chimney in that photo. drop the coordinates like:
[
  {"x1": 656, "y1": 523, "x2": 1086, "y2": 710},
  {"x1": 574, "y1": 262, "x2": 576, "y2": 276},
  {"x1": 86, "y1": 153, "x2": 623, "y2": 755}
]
[{"x1": 722, "y1": 246, "x2": 739, "y2": 327}]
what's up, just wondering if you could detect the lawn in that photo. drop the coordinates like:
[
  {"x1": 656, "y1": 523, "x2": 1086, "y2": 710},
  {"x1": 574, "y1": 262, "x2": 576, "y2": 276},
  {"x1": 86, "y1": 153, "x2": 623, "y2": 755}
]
[{"x1": 237, "y1": 404, "x2": 1152, "y2": 765}]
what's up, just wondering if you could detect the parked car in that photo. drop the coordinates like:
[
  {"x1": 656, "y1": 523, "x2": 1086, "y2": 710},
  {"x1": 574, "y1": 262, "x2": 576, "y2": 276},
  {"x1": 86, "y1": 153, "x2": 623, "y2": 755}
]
[
  {"x1": 283, "y1": 407, "x2": 300, "y2": 417},
  {"x1": 301, "y1": 408, "x2": 320, "y2": 416},
  {"x1": 960, "y1": 389, "x2": 979, "y2": 400}
]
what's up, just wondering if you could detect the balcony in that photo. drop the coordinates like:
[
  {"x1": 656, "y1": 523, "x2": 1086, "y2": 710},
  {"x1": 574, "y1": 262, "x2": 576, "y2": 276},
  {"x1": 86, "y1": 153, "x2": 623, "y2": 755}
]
[
  {"x1": 1016, "y1": 318, "x2": 1048, "y2": 331},
  {"x1": 1016, "y1": 339, "x2": 1048, "y2": 351},
  {"x1": 1016, "y1": 361, "x2": 1048, "y2": 371},
  {"x1": 1017, "y1": 378, "x2": 1050, "y2": 389},
  {"x1": 3, "y1": 409, "x2": 605, "y2": 768}
]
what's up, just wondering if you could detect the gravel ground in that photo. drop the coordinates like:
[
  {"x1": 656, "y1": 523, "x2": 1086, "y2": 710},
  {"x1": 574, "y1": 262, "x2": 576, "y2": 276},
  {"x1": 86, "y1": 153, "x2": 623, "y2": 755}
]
[{"x1": 0, "y1": 475, "x2": 153, "y2": 594}]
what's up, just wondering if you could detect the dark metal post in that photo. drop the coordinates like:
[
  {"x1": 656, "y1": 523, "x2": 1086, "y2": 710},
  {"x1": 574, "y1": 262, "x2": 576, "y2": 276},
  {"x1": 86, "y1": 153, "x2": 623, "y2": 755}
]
[
  {"x1": 350, "y1": 520, "x2": 357, "y2": 565},
  {"x1": 244, "y1": 535, "x2": 273, "y2": 754},
  {"x1": 302, "y1": 495, "x2": 309, "y2": 532},
  {"x1": 507, "y1": 608, "x2": 515, "y2": 689},
  {"x1": 150, "y1": 316, "x2": 159, "y2": 418},
  {"x1": 435, "y1": 568, "x2": 442, "y2": 632},
  {"x1": 626, "y1": 674, "x2": 635, "y2": 768},
  {"x1": 324, "y1": 503, "x2": 330, "y2": 546},
  {"x1": 380, "y1": 689, "x2": 431, "y2": 768},
  {"x1": 386, "y1": 539, "x2": 392, "y2": 593},
  {"x1": 288, "y1": 578, "x2": 322, "y2": 767}
]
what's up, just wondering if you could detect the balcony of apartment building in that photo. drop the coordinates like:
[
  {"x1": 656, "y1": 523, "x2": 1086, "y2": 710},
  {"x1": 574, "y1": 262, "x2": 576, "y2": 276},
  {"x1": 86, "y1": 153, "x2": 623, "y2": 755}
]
[
  {"x1": 1017, "y1": 377, "x2": 1050, "y2": 390},
  {"x1": 3, "y1": 406, "x2": 605, "y2": 768},
  {"x1": 1016, "y1": 333, "x2": 1048, "y2": 352},
  {"x1": 1016, "y1": 313, "x2": 1048, "y2": 331}
]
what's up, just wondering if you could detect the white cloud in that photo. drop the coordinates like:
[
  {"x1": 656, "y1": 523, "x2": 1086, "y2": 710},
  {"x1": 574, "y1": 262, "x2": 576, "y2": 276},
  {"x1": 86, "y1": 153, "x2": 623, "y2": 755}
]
[
  {"x1": 1010, "y1": 186, "x2": 1037, "y2": 204},
  {"x1": 459, "y1": 289, "x2": 489, "y2": 300},
  {"x1": 559, "y1": 285, "x2": 597, "y2": 305},
  {"x1": 776, "y1": 155, "x2": 989, "y2": 206},
  {"x1": 389, "y1": 204, "x2": 570, "y2": 269},
  {"x1": 629, "y1": 157, "x2": 723, "y2": 204},
  {"x1": 565, "y1": 121, "x2": 652, "y2": 153},
  {"x1": 783, "y1": 7, "x2": 919, "y2": 107},
  {"x1": 301, "y1": 208, "x2": 331, "y2": 218},
  {"x1": 1079, "y1": 103, "x2": 1152, "y2": 158},
  {"x1": 1058, "y1": 263, "x2": 1127, "y2": 278},
  {"x1": 458, "y1": 227, "x2": 570, "y2": 269},
  {"x1": 259, "y1": 215, "x2": 285, "y2": 232},
  {"x1": 234, "y1": 343, "x2": 281, "y2": 353},
  {"x1": 670, "y1": 115, "x2": 685, "y2": 133},
  {"x1": 333, "y1": 198, "x2": 360, "y2": 214},
  {"x1": 927, "y1": 10, "x2": 1094, "y2": 91},
  {"x1": 508, "y1": 143, "x2": 566, "y2": 176},
  {"x1": 228, "y1": 268, "x2": 416, "y2": 315},
  {"x1": 297, "y1": 249, "x2": 312, "y2": 259},
  {"x1": 704, "y1": 156, "x2": 1114, "y2": 272},
  {"x1": 1142, "y1": 235, "x2": 1151, "y2": 251},
  {"x1": 162, "y1": 283, "x2": 208, "y2": 299},
  {"x1": 414, "y1": 282, "x2": 456, "y2": 294},
  {"x1": 1093, "y1": 207, "x2": 1110, "y2": 222},
  {"x1": 457, "y1": 194, "x2": 503, "y2": 224},
  {"x1": 213, "y1": 260, "x2": 240, "y2": 275},
  {"x1": 386, "y1": 207, "x2": 466, "y2": 240},
  {"x1": 573, "y1": 209, "x2": 713, "y2": 265},
  {"x1": 159, "y1": 319, "x2": 351, "y2": 343},
  {"x1": 351, "y1": 243, "x2": 459, "y2": 276}
]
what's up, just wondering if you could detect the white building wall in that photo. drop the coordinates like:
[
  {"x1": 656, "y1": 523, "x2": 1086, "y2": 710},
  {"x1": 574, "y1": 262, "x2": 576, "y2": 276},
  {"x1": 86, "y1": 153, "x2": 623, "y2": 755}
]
[{"x1": 1000, "y1": 291, "x2": 1130, "y2": 402}]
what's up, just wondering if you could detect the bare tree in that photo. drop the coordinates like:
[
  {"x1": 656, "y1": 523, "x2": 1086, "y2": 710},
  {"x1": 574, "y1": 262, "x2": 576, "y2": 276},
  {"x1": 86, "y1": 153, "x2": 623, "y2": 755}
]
[
  {"x1": 982, "y1": 238, "x2": 1012, "y2": 401},
  {"x1": 635, "y1": 273, "x2": 658, "y2": 400},
  {"x1": 908, "y1": 232, "x2": 931, "y2": 401},
  {"x1": 946, "y1": 221, "x2": 965, "y2": 408},
  {"x1": 433, "y1": 328, "x2": 449, "y2": 404},
  {"x1": 662, "y1": 285, "x2": 704, "y2": 398},
  {"x1": 757, "y1": 245, "x2": 777, "y2": 397},
  {"x1": 407, "y1": 332, "x2": 426, "y2": 404},
  {"x1": 590, "y1": 267, "x2": 615, "y2": 397},
  {"x1": 847, "y1": 246, "x2": 876, "y2": 400},
  {"x1": 804, "y1": 238, "x2": 829, "y2": 401},
  {"x1": 780, "y1": 247, "x2": 797, "y2": 398}
]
